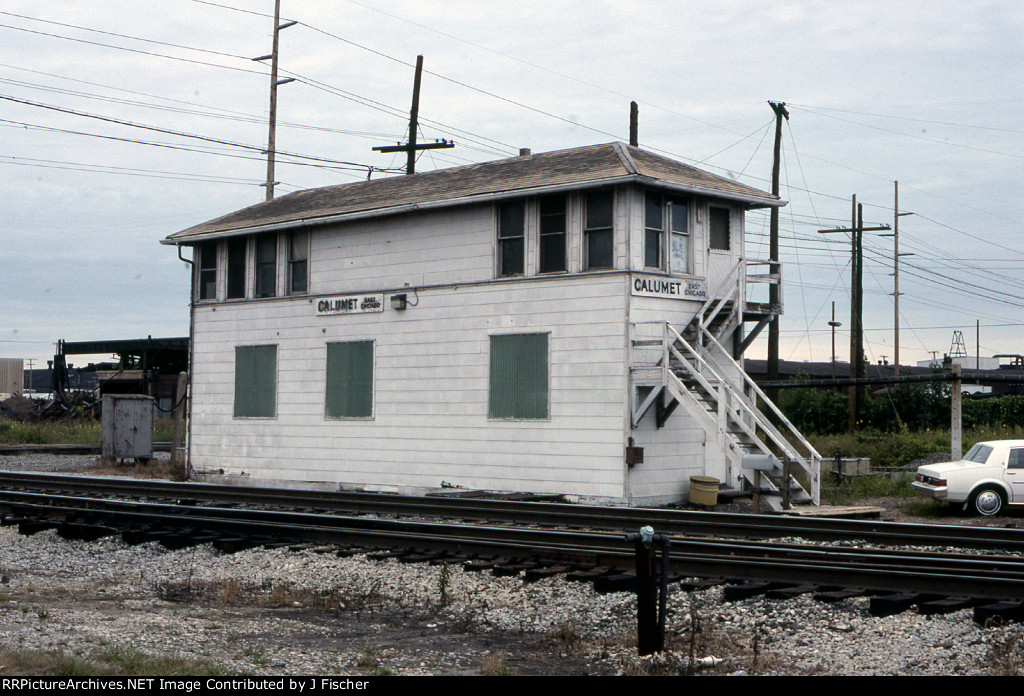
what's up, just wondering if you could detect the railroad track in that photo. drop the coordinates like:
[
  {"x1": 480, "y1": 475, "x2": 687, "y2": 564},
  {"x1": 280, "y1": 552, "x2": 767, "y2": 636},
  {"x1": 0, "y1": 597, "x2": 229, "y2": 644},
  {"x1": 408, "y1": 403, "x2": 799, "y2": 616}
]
[{"x1": 3, "y1": 471, "x2": 1024, "y2": 624}]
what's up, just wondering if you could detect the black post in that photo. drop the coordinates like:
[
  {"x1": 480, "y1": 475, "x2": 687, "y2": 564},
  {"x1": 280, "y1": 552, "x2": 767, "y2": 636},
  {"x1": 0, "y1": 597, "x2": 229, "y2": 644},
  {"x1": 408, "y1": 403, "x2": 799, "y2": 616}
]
[{"x1": 627, "y1": 527, "x2": 669, "y2": 655}]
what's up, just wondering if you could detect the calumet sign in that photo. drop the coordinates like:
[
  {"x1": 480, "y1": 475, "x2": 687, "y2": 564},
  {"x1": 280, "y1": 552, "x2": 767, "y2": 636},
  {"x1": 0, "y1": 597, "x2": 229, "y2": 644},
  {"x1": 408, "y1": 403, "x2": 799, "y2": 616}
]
[
  {"x1": 316, "y1": 294, "x2": 384, "y2": 315},
  {"x1": 631, "y1": 274, "x2": 707, "y2": 300}
]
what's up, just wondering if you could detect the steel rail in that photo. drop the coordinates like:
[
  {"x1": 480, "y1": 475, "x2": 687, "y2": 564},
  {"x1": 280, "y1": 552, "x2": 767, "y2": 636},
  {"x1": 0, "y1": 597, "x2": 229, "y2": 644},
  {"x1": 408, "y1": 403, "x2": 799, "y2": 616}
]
[
  {"x1": 5, "y1": 490, "x2": 1024, "y2": 602},
  {"x1": 2, "y1": 471, "x2": 1024, "y2": 552}
]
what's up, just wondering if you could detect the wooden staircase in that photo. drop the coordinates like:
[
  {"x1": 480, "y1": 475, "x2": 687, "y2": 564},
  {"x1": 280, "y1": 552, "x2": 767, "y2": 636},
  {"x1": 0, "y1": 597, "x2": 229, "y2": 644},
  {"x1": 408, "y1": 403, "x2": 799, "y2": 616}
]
[{"x1": 631, "y1": 259, "x2": 821, "y2": 511}]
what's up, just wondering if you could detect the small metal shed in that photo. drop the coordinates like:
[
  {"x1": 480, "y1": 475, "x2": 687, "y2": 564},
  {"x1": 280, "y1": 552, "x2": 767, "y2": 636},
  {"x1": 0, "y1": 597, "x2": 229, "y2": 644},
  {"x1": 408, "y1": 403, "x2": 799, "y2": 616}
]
[{"x1": 101, "y1": 394, "x2": 154, "y2": 462}]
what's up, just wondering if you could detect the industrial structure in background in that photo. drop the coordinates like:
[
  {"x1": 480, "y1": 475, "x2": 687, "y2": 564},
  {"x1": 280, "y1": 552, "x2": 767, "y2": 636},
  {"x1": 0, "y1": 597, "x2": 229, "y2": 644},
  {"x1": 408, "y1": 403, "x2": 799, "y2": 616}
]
[
  {"x1": 51, "y1": 337, "x2": 188, "y2": 414},
  {"x1": 165, "y1": 142, "x2": 823, "y2": 509}
]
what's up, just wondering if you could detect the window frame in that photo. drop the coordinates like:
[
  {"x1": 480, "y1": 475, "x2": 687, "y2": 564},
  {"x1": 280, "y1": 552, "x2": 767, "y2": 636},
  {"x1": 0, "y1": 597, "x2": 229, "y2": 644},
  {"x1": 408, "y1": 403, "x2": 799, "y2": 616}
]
[
  {"x1": 669, "y1": 198, "x2": 690, "y2": 274},
  {"x1": 233, "y1": 344, "x2": 277, "y2": 419},
  {"x1": 488, "y1": 332, "x2": 550, "y2": 420},
  {"x1": 584, "y1": 190, "x2": 614, "y2": 270},
  {"x1": 195, "y1": 241, "x2": 218, "y2": 301},
  {"x1": 538, "y1": 194, "x2": 567, "y2": 274},
  {"x1": 643, "y1": 192, "x2": 664, "y2": 270},
  {"x1": 226, "y1": 236, "x2": 247, "y2": 300},
  {"x1": 497, "y1": 200, "x2": 526, "y2": 277},
  {"x1": 254, "y1": 233, "x2": 277, "y2": 298},
  {"x1": 287, "y1": 230, "x2": 309, "y2": 295},
  {"x1": 709, "y1": 206, "x2": 731, "y2": 252},
  {"x1": 325, "y1": 340, "x2": 374, "y2": 420}
]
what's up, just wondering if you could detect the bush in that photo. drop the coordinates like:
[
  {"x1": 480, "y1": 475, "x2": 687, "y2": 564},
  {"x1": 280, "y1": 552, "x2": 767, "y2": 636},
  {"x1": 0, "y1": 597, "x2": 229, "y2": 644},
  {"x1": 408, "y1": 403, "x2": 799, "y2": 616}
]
[{"x1": 777, "y1": 387, "x2": 848, "y2": 435}]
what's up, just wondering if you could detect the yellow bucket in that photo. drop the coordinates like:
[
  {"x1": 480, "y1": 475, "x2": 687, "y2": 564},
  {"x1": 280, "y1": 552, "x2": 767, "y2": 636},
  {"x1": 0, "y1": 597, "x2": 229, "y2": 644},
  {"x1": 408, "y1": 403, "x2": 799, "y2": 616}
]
[{"x1": 689, "y1": 476, "x2": 719, "y2": 506}]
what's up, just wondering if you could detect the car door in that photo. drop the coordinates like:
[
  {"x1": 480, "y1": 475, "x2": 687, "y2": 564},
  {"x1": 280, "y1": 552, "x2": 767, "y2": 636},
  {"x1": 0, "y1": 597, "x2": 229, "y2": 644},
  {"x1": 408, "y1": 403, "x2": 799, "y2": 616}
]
[{"x1": 1002, "y1": 447, "x2": 1024, "y2": 503}]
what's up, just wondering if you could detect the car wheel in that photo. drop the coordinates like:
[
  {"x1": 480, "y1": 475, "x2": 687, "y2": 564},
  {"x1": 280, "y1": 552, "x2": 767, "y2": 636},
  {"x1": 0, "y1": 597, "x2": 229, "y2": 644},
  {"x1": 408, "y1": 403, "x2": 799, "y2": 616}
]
[{"x1": 970, "y1": 486, "x2": 1006, "y2": 516}]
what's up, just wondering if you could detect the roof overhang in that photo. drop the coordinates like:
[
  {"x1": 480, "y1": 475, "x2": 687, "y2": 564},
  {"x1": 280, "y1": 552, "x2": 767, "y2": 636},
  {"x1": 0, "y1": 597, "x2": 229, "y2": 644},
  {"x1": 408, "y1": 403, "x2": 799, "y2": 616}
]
[{"x1": 162, "y1": 174, "x2": 784, "y2": 246}]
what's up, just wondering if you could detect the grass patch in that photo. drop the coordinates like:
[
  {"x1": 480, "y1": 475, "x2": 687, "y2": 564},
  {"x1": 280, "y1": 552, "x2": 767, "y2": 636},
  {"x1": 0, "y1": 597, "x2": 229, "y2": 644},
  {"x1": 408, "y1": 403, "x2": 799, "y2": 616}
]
[
  {"x1": 0, "y1": 647, "x2": 233, "y2": 676},
  {"x1": 808, "y1": 425, "x2": 1024, "y2": 470},
  {"x1": 820, "y1": 471, "x2": 915, "y2": 506},
  {"x1": 898, "y1": 498, "x2": 951, "y2": 517},
  {"x1": 0, "y1": 417, "x2": 175, "y2": 445}
]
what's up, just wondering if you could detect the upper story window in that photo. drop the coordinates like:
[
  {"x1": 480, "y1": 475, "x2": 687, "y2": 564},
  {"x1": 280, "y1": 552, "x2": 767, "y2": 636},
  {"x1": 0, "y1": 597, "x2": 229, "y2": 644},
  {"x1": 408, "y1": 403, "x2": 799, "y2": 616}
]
[
  {"x1": 644, "y1": 193, "x2": 664, "y2": 269},
  {"x1": 645, "y1": 192, "x2": 690, "y2": 273},
  {"x1": 584, "y1": 190, "x2": 614, "y2": 270},
  {"x1": 497, "y1": 200, "x2": 525, "y2": 276},
  {"x1": 226, "y1": 237, "x2": 247, "y2": 299},
  {"x1": 539, "y1": 195, "x2": 566, "y2": 273},
  {"x1": 669, "y1": 199, "x2": 689, "y2": 272},
  {"x1": 288, "y1": 231, "x2": 309, "y2": 295},
  {"x1": 254, "y1": 233, "x2": 277, "y2": 298},
  {"x1": 196, "y1": 241, "x2": 217, "y2": 301},
  {"x1": 709, "y1": 206, "x2": 730, "y2": 251}
]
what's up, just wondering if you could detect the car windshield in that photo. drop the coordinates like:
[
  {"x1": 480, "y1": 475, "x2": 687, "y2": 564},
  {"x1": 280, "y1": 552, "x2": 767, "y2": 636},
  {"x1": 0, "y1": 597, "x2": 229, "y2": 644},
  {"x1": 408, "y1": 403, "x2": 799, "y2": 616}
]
[{"x1": 964, "y1": 443, "x2": 993, "y2": 464}]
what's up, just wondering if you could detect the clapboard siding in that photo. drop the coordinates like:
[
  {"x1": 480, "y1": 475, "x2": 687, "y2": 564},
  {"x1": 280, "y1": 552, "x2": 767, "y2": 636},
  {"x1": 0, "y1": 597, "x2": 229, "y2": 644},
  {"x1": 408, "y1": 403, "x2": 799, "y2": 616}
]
[{"x1": 190, "y1": 271, "x2": 630, "y2": 498}]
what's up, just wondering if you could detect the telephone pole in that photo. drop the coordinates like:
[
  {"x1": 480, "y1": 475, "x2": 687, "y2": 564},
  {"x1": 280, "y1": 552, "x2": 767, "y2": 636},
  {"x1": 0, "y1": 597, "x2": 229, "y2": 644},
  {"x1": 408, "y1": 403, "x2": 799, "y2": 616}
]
[
  {"x1": 818, "y1": 197, "x2": 890, "y2": 432},
  {"x1": 766, "y1": 101, "x2": 789, "y2": 402},
  {"x1": 882, "y1": 180, "x2": 914, "y2": 376},
  {"x1": 373, "y1": 55, "x2": 454, "y2": 175},
  {"x1": 254, "y1": 0, "x2": 296, "y2": 201}
]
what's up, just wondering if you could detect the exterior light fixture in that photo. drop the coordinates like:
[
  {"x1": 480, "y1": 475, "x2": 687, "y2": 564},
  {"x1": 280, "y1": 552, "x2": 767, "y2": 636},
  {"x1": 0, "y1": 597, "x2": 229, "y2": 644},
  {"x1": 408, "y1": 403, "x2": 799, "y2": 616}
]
[{"x1": 390, "y1": 293, "x2": 408, "y2": 310}]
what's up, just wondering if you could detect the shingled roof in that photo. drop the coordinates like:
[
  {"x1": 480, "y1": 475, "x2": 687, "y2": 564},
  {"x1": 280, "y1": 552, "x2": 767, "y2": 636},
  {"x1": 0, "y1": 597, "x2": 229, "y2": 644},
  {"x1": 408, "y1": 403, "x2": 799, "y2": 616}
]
[{"x1": 164, "y1": 142, "x2": 783, "y2": 244}]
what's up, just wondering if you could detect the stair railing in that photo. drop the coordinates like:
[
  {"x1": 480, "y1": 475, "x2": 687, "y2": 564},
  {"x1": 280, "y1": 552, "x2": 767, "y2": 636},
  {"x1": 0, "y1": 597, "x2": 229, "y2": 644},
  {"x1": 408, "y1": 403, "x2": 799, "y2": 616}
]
[{"x1": 690, "y1": 325, "x2": 822, "y2": 504}]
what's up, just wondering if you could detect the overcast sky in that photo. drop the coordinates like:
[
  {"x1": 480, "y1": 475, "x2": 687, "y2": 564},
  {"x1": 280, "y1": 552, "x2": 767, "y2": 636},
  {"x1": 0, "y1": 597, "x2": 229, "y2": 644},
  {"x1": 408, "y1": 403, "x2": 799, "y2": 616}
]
[{"x1": 3, "y1": 0, "x2": 1023, "y2": 374}]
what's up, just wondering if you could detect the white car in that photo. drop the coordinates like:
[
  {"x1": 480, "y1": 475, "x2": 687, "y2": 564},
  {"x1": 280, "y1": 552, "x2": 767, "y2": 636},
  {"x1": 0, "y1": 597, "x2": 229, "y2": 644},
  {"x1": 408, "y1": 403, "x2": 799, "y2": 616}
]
[{"x1": 913, "y1": 440, "x2": 1024, "y2": 516}]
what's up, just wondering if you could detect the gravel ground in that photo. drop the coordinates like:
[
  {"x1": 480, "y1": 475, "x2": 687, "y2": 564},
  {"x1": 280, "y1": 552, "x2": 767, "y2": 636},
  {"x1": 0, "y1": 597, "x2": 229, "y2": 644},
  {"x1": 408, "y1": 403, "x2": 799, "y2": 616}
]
[{"x1": 2, "y1": 454, "x2": 1024, "y2": 677}]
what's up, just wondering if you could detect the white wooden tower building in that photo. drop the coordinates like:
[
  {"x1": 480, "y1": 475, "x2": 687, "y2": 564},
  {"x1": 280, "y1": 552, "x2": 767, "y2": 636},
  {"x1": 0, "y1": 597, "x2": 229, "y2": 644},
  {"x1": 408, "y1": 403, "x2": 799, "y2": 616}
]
[{"x1": 163, "y1": 143, "x2": 821, "y2": 507}]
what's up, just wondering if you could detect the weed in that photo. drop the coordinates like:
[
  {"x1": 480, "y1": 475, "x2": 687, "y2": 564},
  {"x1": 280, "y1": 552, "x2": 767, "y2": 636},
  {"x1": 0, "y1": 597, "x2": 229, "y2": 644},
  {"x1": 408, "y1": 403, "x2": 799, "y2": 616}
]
[
  {"x1": 546, "y1": 621, "x2": 582, "y2": 655},
  {"x1": 437, "y1": 561, "x2": 451, "y2": 607},
  {"x1": 479, "y1": 654, "x2": 516, "y2": 676},
  {"x1": 987, "y1": 629, "x2": 1024, "y2": 676},
  {"x1": 242, "y1": 647, "x2": 270, "y2": 666},
  {"x1": 355, "y1": 646, "x2": 392, "y2": 675},
  {"x1": 36, "y1": 607, "x2": 48, "y2": 620}
]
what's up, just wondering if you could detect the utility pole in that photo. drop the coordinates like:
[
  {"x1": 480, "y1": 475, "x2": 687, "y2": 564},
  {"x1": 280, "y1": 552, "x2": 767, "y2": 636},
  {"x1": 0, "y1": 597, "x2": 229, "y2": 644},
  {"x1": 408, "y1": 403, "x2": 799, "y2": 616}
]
[
  {"x1": 882, "y1": 181, "x2": 914, "y2": 376},
  {"x1": 766, "y1": 101, "x2": 789, "y2": 403},
  {"x1": 254, "y1": 0, "x2": 296, "y2": 201},
  {"x1": 818, "y1": 197, "x2": 890, "y2": 433},
  {"x1": 851, "y1": 201, "x2": 863, "y2": 433},
  {"x1": 892, "y1": 181, "x2": 900, "y2": 376},
  {"x1": 373, "y1": 55, "x2": 454, "y2": 175}
]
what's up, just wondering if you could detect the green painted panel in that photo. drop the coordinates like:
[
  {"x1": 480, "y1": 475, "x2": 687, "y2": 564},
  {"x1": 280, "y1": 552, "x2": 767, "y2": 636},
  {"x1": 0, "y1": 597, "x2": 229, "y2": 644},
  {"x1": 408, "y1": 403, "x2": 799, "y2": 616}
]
[
  {"x1": 234, "y1": 345, "x2": 276, "y2": 418},
  {"x1": 489, "y1": 333, "x2": 548, "y2": 419},
  {"x1": 326, "y1": 341, "x2": 373, "y2": 418}
]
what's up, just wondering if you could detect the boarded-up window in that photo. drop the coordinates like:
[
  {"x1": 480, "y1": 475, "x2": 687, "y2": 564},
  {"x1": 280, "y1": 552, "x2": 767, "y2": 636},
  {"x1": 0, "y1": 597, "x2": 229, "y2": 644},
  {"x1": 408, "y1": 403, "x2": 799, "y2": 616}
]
[
  {"x1": 489, "y1": 333, "x2": 548, "y2": 419},
  {"x1": 234, "y1": 345, "x2": 276, "y2": 418},
  {"x1": 709, "y1": 207, "x2": 730, "y2": 251},
  {"x1": 326, "y1": 341, "x2": 373, "y2": 418}
]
